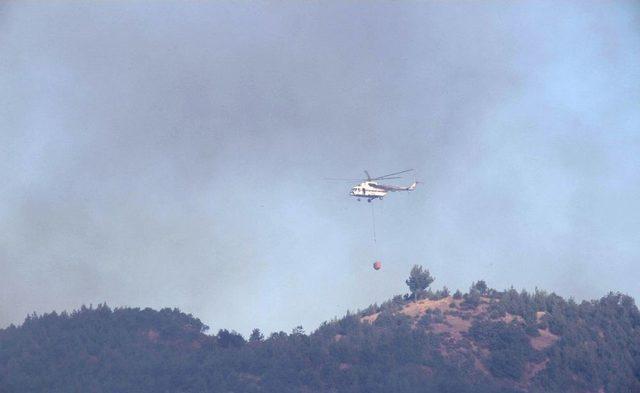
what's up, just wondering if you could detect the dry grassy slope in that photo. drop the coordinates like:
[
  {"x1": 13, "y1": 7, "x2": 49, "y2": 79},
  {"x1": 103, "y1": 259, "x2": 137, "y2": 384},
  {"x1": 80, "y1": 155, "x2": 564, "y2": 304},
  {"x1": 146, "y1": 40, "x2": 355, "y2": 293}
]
[{"x1": 361, "y1": 296, "x2": 559, "y2": 387}]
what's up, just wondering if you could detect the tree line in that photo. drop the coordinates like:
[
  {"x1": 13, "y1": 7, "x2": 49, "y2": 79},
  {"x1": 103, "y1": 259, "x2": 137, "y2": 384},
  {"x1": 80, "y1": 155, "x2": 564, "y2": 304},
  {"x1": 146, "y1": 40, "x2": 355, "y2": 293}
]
[{"x1": 1, "y1": 266, "x2": 639, "y2": 392}]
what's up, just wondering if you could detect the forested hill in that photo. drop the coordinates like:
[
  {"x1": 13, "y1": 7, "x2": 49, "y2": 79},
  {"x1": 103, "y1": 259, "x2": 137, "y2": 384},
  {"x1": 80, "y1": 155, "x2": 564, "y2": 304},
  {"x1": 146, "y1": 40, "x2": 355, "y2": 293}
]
[{"x1": 1, "y1": 272, "x2": 640, "y2": 392}]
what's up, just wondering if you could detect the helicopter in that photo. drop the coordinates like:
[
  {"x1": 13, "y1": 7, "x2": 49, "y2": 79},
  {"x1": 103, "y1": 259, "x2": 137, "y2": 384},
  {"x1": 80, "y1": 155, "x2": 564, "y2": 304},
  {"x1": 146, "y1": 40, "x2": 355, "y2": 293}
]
[{"x1": 327, "y1": 169, "x2": 418, "y2": 202}]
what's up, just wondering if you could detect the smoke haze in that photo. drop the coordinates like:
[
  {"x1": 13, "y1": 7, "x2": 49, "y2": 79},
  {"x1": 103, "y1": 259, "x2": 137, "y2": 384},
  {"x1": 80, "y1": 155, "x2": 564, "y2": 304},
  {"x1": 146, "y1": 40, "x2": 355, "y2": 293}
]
[{"x1": 1, "y1": 1, "x2": 639, "y2": 335}]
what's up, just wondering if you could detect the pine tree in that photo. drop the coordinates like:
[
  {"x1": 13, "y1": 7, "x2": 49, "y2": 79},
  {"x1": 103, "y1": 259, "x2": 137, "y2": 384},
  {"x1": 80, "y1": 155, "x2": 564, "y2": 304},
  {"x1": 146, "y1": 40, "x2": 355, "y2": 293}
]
[{"x1": 405, "y1": 265, "x2": 434, "y2": 300}]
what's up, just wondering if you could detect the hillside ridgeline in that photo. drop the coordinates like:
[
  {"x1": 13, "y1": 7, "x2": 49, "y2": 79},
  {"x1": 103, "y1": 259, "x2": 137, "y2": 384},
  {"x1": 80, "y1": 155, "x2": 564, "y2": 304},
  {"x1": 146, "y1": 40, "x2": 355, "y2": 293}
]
[{"x1": 1, "y1": 275, "x2": 639, "y2": 392}]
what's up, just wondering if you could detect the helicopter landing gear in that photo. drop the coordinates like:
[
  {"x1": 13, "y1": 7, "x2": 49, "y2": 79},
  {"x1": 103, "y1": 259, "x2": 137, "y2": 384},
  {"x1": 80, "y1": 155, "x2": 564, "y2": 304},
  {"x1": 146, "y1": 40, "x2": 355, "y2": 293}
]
[
  {"x1": 367, "y1": 199, "x2": 372, "y2": 203},
  {"x1": 357, "y1": 198, "x2": 361, "y2": 201}
]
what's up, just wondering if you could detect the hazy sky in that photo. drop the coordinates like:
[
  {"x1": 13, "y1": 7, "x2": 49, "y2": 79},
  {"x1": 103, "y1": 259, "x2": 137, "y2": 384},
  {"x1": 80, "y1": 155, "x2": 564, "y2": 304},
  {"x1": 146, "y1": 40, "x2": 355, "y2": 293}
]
[{"x1": 1, "y1": 1, "x2": 639, "y2": 336}]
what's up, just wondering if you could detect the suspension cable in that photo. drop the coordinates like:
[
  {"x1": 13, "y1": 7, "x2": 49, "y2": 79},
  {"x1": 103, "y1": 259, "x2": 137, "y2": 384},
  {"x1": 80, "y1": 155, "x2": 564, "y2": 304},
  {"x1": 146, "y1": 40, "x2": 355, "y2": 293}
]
[{"x1": 371, "y1": 202, "x2": 377, "y2": 243}]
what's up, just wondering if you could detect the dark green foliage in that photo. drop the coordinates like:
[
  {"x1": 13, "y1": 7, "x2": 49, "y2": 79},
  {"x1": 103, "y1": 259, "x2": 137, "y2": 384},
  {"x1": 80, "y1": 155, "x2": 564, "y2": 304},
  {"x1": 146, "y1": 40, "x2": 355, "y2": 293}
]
[
  {"x1": 1, "y1": 286, "x2": 639, "y2": 392},
  {"x1": 472, "y1": 280, "x2": 488, "y2": 295},
  {"x1": 0, "y1": 304, "x2": 214, "y2": 393},
  {"x1": 250, "y1": 328, "x2": 264, "y2": 343},
  {"x1": 524, "y1": 322, "x2": 540, "y2": 337},
  {"x1": 418, "y1": 309, "x2": 445, "y2": 328},
  {"x1": 364, "y1": 295, "x2": 407, "y2": 317},
  {"x1": 470, "y1": 320, "x2": 532, "y2": 379},
  {"x1": 534, "y1": 293, "x2": 640, "y2": 393},
  {"x1": 217, "y1": 329, "x2": 246, "y2": 348},
  {"x1": 461, "y1": 287, "x2": 482, "y2": 309},
  {"x1": 428, "y1": 287, "x2": 450, "y2": 300},
  {"x1": 405, "y1": 265, "x2": 435, "y2": 300},
  {"x1": 488, "y1": 300, "x2": 507, "y2": 319}
]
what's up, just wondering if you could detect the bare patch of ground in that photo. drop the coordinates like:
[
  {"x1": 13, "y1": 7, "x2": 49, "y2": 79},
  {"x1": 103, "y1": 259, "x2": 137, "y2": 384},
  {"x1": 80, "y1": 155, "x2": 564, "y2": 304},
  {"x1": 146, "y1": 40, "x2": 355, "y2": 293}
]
[
  {"x1": 502, "y1": 314, "x2": 524, "y2": 324},
  {"x1": 530, "y1": 328, "x2": 559, "y2": 351},
  {"x1": 400, "y1": 297, "x2": 455, "y2": 318},
  {"x1": 361, "y1": 296, "x2": 461, "y2": 324},
  {"x1": 429, "y1": 314, "x2": 473, "y2": 341},
  {"x1": 524, "y1": 359, "x2": 549, "y2": 380},
  {"x1": 361, "y1": 313, "x2": 379, "y2": 324},
  {"x1": 475, "y1": 358, "x2": 490, "y2": 375}
]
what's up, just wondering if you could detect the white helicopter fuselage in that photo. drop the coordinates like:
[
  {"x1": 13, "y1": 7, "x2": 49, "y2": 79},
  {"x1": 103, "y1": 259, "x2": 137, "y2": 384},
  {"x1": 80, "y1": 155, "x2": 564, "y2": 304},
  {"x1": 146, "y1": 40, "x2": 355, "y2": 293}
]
[
  {"x1": 326, "y1": 169, "x2": 416, "y2": 202},
  {"x1": 350, "y1": 182, "x2": 387, "y2": 200},
  {"x1": 350, "y1": 181, "x2": 417, "y2": 201}
]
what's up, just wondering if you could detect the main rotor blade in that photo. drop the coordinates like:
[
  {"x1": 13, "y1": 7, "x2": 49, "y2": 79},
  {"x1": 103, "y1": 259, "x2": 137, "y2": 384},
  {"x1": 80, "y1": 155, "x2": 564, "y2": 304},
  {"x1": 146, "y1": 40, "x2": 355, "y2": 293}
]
[
  {"x1": 374, "y1": 176, "x2": 402, "y2": 180},
  {"x1": 364, "y1": 170, "x2": 372, "y2": 181},
  {"x1": 372, "y1": 169, "x2": 414, "y2": 180}
]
